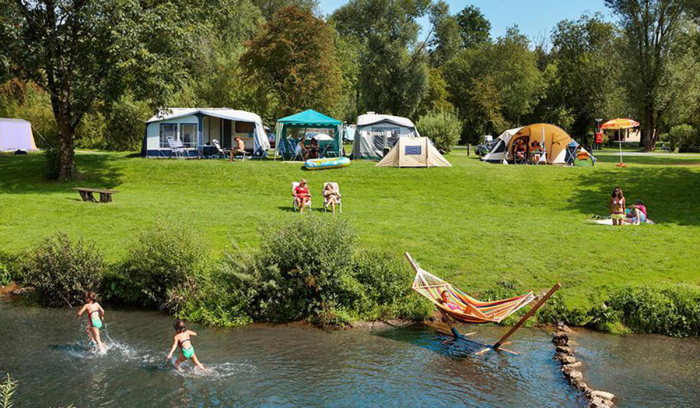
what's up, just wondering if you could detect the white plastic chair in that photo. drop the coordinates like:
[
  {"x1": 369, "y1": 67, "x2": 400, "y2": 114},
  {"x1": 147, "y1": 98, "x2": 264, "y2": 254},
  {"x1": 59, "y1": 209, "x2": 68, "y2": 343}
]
[
  {"x1": 292, "y1": 182, "x2": 312, "y2": 212},
  {"x1": 167, "y1": 136, "x2": 187, "y2": 159},
  {"x1": 322, "y1": 182, "x2": 342, "y2": 213}
]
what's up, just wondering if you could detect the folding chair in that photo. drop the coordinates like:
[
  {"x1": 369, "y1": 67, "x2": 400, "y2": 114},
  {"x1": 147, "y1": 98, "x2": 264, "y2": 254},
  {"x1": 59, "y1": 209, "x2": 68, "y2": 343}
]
[
  {"x1": 321, "y1": 142, "x2": 338, "y2": 158},
  {"x1": 167, "y1": 136, "x2": 187, "y2": 159},
  {"x1": 322, "y1": 182, "x2": 342, "y2": 213},
  {"x1": 211, "y1": 139, "x2": 229, "y2": 159},
  {"x1": 292, "y1": 182, "x2": 312, "y2": 212}
]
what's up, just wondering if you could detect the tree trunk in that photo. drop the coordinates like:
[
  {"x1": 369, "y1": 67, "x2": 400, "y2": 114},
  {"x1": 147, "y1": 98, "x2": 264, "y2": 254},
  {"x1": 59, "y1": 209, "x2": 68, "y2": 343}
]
[
  {"x1": 57, "y1": 117, "x2": 76, "y2": 179},
  {"x1": 642, "y1": 107, "x2": 655, "y2": 152}
]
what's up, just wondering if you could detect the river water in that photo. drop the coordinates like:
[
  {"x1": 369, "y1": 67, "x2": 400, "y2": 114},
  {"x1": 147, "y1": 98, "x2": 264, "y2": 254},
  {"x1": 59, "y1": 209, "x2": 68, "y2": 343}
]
[{"x1": 1, "y1": 299, "x2": 698, "y2": 407}]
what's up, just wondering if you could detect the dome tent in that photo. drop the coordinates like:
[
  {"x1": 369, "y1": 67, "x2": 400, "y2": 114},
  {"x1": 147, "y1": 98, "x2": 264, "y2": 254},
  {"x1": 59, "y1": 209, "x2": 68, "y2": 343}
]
[
  {"x1": 481, "y1": 123, "x2": 594, "y2": 165},
  {"x1": 0, "y1": 118, "x2": 37, "y2": 151}
]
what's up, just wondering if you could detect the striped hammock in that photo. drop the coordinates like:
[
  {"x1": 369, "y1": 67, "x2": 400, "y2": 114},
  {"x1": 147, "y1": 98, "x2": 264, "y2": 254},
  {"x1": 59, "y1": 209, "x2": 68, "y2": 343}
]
[{"x1": 412, "y1": 266, "x2": 535, "y2": 324}]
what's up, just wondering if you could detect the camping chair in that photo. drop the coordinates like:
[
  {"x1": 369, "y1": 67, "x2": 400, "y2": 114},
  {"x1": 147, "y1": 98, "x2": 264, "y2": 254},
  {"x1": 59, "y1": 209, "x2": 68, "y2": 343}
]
[
  {"x1": 321, "y1": 142, "x2": 338, "y2": 158},
  {"x1": 322, "y1": 182, "x2": 342, "y2": 213},
  {"x1": 211, "y1": 139, "x2": 229, "y2": 159},
  {"x1": 290, "y1": 141, "x2": 305, "y2": 161},
  {"x1": 292, "y1": 182, "x2": 312, "y2": 212},
  {"x1": 167, "y1": 136, "x2": 187, "y2": 159}
]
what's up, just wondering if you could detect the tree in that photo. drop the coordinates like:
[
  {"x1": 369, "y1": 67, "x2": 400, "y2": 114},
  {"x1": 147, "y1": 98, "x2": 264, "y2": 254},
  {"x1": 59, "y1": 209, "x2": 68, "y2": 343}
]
[
  {"x1": 0, "y1": 0, "x2": 197, "y2": 178},
  {"x1": 545, "y1": 13, "x2": 625, "y2": 141},
  {"x1": 429, "y1": 1, "x2": 462, "y2": 66},
  {"x1": 445, "y1": 27, "x2": 544, "y2": 143},
  {"x1": 606, "y1": 0, "x2": 690, "y2": 150},
  {"x1": 332, "y1": 0, "x2": 431, "y2": 117},
  {"x1": 241, "y1": 6, "x2": 341, "y2": 117},
  {"x1": 252, "y1": 0, "x2": 318, "y2": 20},
  {"x1": 456, "y1": 5, "x2": 491, "y2": 48}
]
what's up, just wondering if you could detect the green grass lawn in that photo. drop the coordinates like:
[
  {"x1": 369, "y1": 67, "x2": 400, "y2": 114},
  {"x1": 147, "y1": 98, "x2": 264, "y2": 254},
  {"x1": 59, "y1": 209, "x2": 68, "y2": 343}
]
[{"x1": 1, "y1": 151, "x2": 699, "y2": 310}]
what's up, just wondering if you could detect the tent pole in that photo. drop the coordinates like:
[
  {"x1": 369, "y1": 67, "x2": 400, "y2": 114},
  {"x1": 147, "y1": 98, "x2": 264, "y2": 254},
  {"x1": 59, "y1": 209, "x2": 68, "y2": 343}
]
[{"x1": 492, "y1": 282, "x2": 561, "y2": 350}]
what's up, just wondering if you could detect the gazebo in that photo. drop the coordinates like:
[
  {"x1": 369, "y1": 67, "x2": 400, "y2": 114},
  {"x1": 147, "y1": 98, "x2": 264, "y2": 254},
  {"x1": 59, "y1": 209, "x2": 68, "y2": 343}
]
[{"x1": 275, "y1": 109, "x2": 343, "y2": 159}]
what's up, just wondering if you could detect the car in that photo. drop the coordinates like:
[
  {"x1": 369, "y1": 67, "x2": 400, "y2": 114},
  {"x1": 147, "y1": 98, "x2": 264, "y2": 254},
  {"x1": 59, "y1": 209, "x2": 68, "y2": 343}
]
[{"x1": 476, "y1": 139, "x2": 498, "y2": 157}]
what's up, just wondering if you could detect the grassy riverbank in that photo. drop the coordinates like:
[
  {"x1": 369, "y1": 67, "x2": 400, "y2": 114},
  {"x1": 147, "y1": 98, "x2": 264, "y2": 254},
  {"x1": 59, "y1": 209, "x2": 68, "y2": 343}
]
[{"x1": 1, "y1": 152, "x2": 699, "y2": 314}]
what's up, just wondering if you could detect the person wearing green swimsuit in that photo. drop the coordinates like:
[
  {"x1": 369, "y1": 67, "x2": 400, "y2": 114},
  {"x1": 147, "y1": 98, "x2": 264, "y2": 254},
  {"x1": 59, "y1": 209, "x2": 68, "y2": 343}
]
[
  {"x1": 77, "y1": 292, "x2": 105, "y2": 351},
  {"x1": 167, "y1": 320, "x2": 206, "y2": 371}
]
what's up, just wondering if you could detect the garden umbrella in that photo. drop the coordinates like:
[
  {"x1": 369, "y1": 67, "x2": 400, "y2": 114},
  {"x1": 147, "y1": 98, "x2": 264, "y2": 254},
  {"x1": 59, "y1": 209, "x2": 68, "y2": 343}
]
[{"x1": 600, "y1": 118, "x2": 640, "y2": 167}]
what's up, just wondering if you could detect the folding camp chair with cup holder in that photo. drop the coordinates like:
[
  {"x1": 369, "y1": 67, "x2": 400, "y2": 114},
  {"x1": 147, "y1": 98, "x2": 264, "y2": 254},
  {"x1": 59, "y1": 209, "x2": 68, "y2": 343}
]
[
  {"x1": 322, "y1": 182, "x2": 342, "y2": 213},
  {"x1": 292, "y1": 182, "x2": 312, "y2": 212}
]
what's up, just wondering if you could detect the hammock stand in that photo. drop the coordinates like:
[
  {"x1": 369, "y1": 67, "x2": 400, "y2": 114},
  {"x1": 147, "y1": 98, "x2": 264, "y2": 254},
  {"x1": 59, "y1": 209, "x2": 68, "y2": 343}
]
[{"x1": 406, "y1": 252, "x2": 561, "y2": 355}]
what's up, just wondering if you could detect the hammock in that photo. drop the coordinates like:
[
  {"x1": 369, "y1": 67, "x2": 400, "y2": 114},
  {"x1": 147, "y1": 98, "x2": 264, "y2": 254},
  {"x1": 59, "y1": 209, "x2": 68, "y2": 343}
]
[{"x1": 411, "y1": 264, "x2": 535, "y2": 324}]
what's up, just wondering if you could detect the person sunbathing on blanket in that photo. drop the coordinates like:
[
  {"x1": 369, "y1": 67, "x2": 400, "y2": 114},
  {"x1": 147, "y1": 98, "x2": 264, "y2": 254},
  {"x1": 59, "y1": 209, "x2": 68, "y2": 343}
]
[{"x1": 626, "y1": 201, "x2": 647, "y2": 225}]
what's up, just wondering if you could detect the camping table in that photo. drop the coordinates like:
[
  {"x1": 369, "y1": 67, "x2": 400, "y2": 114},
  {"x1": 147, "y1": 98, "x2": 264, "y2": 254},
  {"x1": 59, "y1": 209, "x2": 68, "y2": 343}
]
[{"x1": 73, "y1": 187, "x2": 119, "y2": 203}]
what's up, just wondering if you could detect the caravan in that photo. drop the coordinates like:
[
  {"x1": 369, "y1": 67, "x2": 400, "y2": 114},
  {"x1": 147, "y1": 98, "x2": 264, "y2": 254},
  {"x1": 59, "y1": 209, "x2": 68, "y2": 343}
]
[{"x1": 352, "y1": 113, "x2": 420, "y2": 160}]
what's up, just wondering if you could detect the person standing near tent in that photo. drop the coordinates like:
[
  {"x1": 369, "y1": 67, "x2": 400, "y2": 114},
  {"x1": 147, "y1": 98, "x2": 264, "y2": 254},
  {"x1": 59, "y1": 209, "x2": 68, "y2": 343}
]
[
  {"x1": 610, "y1": 187, "x2": 626, "y2": 226},
  {"x1": 293, "y1": 179, "x2": 311, "y2": 214}
]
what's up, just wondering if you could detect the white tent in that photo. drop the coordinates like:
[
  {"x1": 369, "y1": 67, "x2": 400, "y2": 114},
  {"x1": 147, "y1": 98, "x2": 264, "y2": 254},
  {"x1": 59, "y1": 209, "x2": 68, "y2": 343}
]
[
  {"x1": 0, "y1": 118, "x2": 37, "y2": 151},
  {"x1": 376, "y1": 137, "x2": 451, "y2": 167},
  {"x1": 352, "y1": 113, "x2": 420, "y2": 160},
  {"x1": 142, "y1": 108, "x2": 269, "y2": 157}
]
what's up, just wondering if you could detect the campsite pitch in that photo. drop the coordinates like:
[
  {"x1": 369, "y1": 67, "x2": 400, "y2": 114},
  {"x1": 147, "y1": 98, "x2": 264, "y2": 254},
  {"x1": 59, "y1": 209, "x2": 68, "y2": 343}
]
[{"x1": 0, "y1": 151, "x2": 699, "y2": 311}]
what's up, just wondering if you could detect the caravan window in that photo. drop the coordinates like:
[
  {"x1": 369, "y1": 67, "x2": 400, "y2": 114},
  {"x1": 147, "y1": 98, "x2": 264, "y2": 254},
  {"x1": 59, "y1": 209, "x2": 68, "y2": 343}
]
[
  {"x1": 159, "y1": 124, "x2": 177, "y2": 148},
  {"x1": 180, "y1": 124, "x2": 197, "y2": 147}
]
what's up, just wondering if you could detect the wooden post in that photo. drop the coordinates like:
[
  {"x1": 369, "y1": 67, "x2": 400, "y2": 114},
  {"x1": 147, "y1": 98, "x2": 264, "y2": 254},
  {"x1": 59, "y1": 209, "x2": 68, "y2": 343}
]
[{"x1": 492, "y1": 282, "x2": 561, "y2": 350}]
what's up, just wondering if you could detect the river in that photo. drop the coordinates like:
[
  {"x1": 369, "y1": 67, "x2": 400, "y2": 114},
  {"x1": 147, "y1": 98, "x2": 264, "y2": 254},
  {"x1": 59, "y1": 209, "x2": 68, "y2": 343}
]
[{"x1": 1, "y1": 299, "x2": 698, "y2": 407}]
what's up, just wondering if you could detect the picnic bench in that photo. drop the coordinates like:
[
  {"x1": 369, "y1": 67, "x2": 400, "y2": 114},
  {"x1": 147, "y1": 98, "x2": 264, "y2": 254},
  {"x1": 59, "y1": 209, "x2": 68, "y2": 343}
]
[{"x1": 73, "y1": 187, "x2": 119, "y2": 203}]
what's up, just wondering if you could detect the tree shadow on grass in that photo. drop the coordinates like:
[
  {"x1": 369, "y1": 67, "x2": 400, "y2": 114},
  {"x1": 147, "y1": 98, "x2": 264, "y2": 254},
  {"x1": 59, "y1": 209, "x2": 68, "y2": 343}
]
[
  {"x1": 566, "y1": 164, "x2": 700, "y2": 226},
  {"x1": 0, "y1": 153, "x2": 124, "y2": 195}
]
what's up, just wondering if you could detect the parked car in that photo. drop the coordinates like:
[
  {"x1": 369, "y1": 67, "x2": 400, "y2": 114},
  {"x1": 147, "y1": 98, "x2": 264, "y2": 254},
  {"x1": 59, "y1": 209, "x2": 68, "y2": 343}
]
[{"x1": 476, "y1": 139, "x2": 498, "y2": 157}]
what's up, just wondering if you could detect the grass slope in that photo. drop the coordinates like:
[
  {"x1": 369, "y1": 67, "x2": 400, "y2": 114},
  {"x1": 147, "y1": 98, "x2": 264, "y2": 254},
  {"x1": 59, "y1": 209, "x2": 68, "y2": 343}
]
[{"x1": 1, "y1": 152, "x2": 699, "y2": 310}]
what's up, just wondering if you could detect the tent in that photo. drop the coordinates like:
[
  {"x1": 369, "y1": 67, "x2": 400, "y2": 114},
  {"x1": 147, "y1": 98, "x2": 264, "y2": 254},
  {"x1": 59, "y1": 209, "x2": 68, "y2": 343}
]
[
  {"x1": 141, "y1": 108, "x2": 269, "y2": 157},
  {"x1": 0, "y1": 118, "x2": 37, "y2": 151},
  {"x1": 481, "y1": 123, "x2": 594, "y2": 165},
  {"x1": 352, "y1": 113, "x2": 420, "y2": 160},
  {"x1": 376, "y1": 137, "x2": 451, "y2": 167},
  {"x1": 275, "y1": 109, "x2": 343, "y2": 159}
]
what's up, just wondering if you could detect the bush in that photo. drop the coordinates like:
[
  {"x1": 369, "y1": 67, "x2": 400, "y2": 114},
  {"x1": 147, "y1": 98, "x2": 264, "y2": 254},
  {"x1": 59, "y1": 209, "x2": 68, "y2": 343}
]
[
  {"x1": 0, "y1": 264, "x2": 10, "y2": 287},
  {"x1": 669, "y1": 124, "x2": 698, "y2": 152},
  {"x1": 417, "y1": 111, "x2": 463, "y2": 152},
  {"x1": 43, "y1": 145, "x2": 61, "y2": 180},
  {"x1": 115, "y1": 225, "x2": 208, "y2": 309},
  {"x1": 604, "y1": 284, "x2": 700, "y2": 337},
  {"x1": 21, "y1": 233, "x2": 104, "y2": 307},
  {"x1": 536, "y1": 293, "x2": 587, "y2": 326}
]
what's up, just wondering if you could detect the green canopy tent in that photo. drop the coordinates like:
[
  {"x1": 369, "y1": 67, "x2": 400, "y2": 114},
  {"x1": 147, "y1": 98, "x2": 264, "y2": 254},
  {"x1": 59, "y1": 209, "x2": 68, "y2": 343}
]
[{"x1": 275, "y1": 109, "x2": 343, "y2": 160}]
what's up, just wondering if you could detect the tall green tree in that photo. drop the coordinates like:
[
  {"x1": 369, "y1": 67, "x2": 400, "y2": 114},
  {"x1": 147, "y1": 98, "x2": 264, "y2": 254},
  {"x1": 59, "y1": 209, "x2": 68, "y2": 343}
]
[
  {"x1": 252, "y1": 0, "x2": 318, "y2": 20},
  {"x1": 241, "y1": 6, "x2": 341, "y2": 117},
  {"x1": 429, "y1": 1, "x2": 462, "y2": 66},
  {"x1": 606, "y1": 0, "x2": 690, "y2": 150},
  {"x1": 545, "y1": 13, "x2": 625, "y2": 141},
  {"x1": 445, "y1": 27, "x2": 544, "y2": 143},
  {"x1": 456, "y1": 5, "x2": 491, "y2": 48},
  {"x1": 332, "y1": 0, "x2": 431, "y2": 117},
  {"x1": 0, "y1": 0, "x2": 197, "y2": 178}
]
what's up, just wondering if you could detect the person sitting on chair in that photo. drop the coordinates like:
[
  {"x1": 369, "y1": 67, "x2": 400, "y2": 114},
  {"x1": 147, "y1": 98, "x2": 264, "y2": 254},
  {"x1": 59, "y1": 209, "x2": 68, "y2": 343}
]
[
  {"x1": 295, "y1": 137, "x2": 309, "y2": 161},
  {"x1": 293, "y1": 179, "x2": 311, "y2": 214},
  {"x1": 514, "y1": 139, "x2": 527, "y2": 164},
  {"x1": 530, "y1": 140, "x2": 542, "y2": 164},
  {"x1": 323, "y1": 183, "x2": 342, "y2": 215},
  {"x1": 309, "y1": 138, "x2": 321, "y2": 159},
  {"x1": 229, "y1": 136, "x2": 246, "y2": 162}
]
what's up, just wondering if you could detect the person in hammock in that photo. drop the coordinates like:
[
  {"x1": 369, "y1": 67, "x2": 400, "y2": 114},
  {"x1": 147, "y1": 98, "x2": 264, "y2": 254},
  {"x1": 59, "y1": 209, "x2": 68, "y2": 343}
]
[{"x1": 439, "y1": 290, "x2": 488, "y2": 318}]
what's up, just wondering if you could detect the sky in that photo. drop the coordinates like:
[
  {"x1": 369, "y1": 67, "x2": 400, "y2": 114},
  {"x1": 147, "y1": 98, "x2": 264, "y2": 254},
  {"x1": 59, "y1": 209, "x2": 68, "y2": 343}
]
[{"x1": 318, "y1": 0, "x2": 612, "y2": 40}]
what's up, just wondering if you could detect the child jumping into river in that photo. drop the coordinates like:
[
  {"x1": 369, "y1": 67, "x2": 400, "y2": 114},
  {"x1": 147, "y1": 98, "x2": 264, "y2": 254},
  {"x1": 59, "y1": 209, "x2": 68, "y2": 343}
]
[
  {"x1": 167, "y1": 320, "x2": 206, "y2": 371},
  {"x1": 77, "y1": 292, "x2": 105, "y2": 351}
]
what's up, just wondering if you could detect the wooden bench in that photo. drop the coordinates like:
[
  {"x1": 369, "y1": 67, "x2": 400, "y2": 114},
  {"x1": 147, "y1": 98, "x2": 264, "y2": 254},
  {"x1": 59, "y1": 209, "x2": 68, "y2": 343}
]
[{"x1": 73, "y1": 187, "x2": 119, "y2": 203}]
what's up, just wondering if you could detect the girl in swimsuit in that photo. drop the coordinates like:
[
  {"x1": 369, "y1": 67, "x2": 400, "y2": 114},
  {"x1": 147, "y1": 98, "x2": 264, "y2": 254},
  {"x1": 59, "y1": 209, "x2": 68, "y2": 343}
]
[
  {"x1": 167, "y1": 320, "x2": 206, "y2": 370},
  {"x1": 77, "y1": 292, "x2": 105, "y2": 351},
  {"x1": 609, "y1": 186, "x2": 626, "y2": 226}
]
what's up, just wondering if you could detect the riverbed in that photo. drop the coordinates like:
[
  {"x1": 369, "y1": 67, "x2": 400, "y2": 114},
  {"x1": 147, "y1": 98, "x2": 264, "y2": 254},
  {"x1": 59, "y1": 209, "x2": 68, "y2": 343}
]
[{"x1": 1, "y1": 299, "x2": 698, "y2": 407}]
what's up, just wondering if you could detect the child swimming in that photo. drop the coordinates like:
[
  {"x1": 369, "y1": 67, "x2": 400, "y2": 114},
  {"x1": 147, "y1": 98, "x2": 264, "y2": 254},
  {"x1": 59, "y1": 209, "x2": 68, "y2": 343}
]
[
  {"x1": 77, "y1": 292, "x2": 105, "y2": 351},
  {"x1": 167, "y1": 320, "x2": 206, "y2": 371}
]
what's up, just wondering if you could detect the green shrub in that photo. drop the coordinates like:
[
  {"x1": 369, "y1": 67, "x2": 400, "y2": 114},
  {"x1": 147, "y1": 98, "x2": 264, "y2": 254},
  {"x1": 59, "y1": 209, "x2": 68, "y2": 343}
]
[
  {"x1": 536, "y1": 293, "x2": 587, "y2": 326},
  {"x1": 1, "y1": 373, "x2": 18, "y2": 408},
  {"x1": 43, "y1": 145, "x2": 61, "y2": 180},
  {"x1": 669, "y1": 124, "x2": 698, "y2": 152},
  {"x1": 103, "y1": 97, "x2": 149, "y2": 151},
  {"x1": 605, "y1": 284, "x2": 700, "y2": 337},
  {"x1": 116, "y1": 225, "x2": 208, "y2": 309},
  {"x1": 21, "y1": 233, "x2": 104, "y2": 307},
  {"x1": 417, "y1": 111, "x2": 463, "y2": 152},
  {"x1": 0, "y1": 265, "x2": 9, "y2": 287}
]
